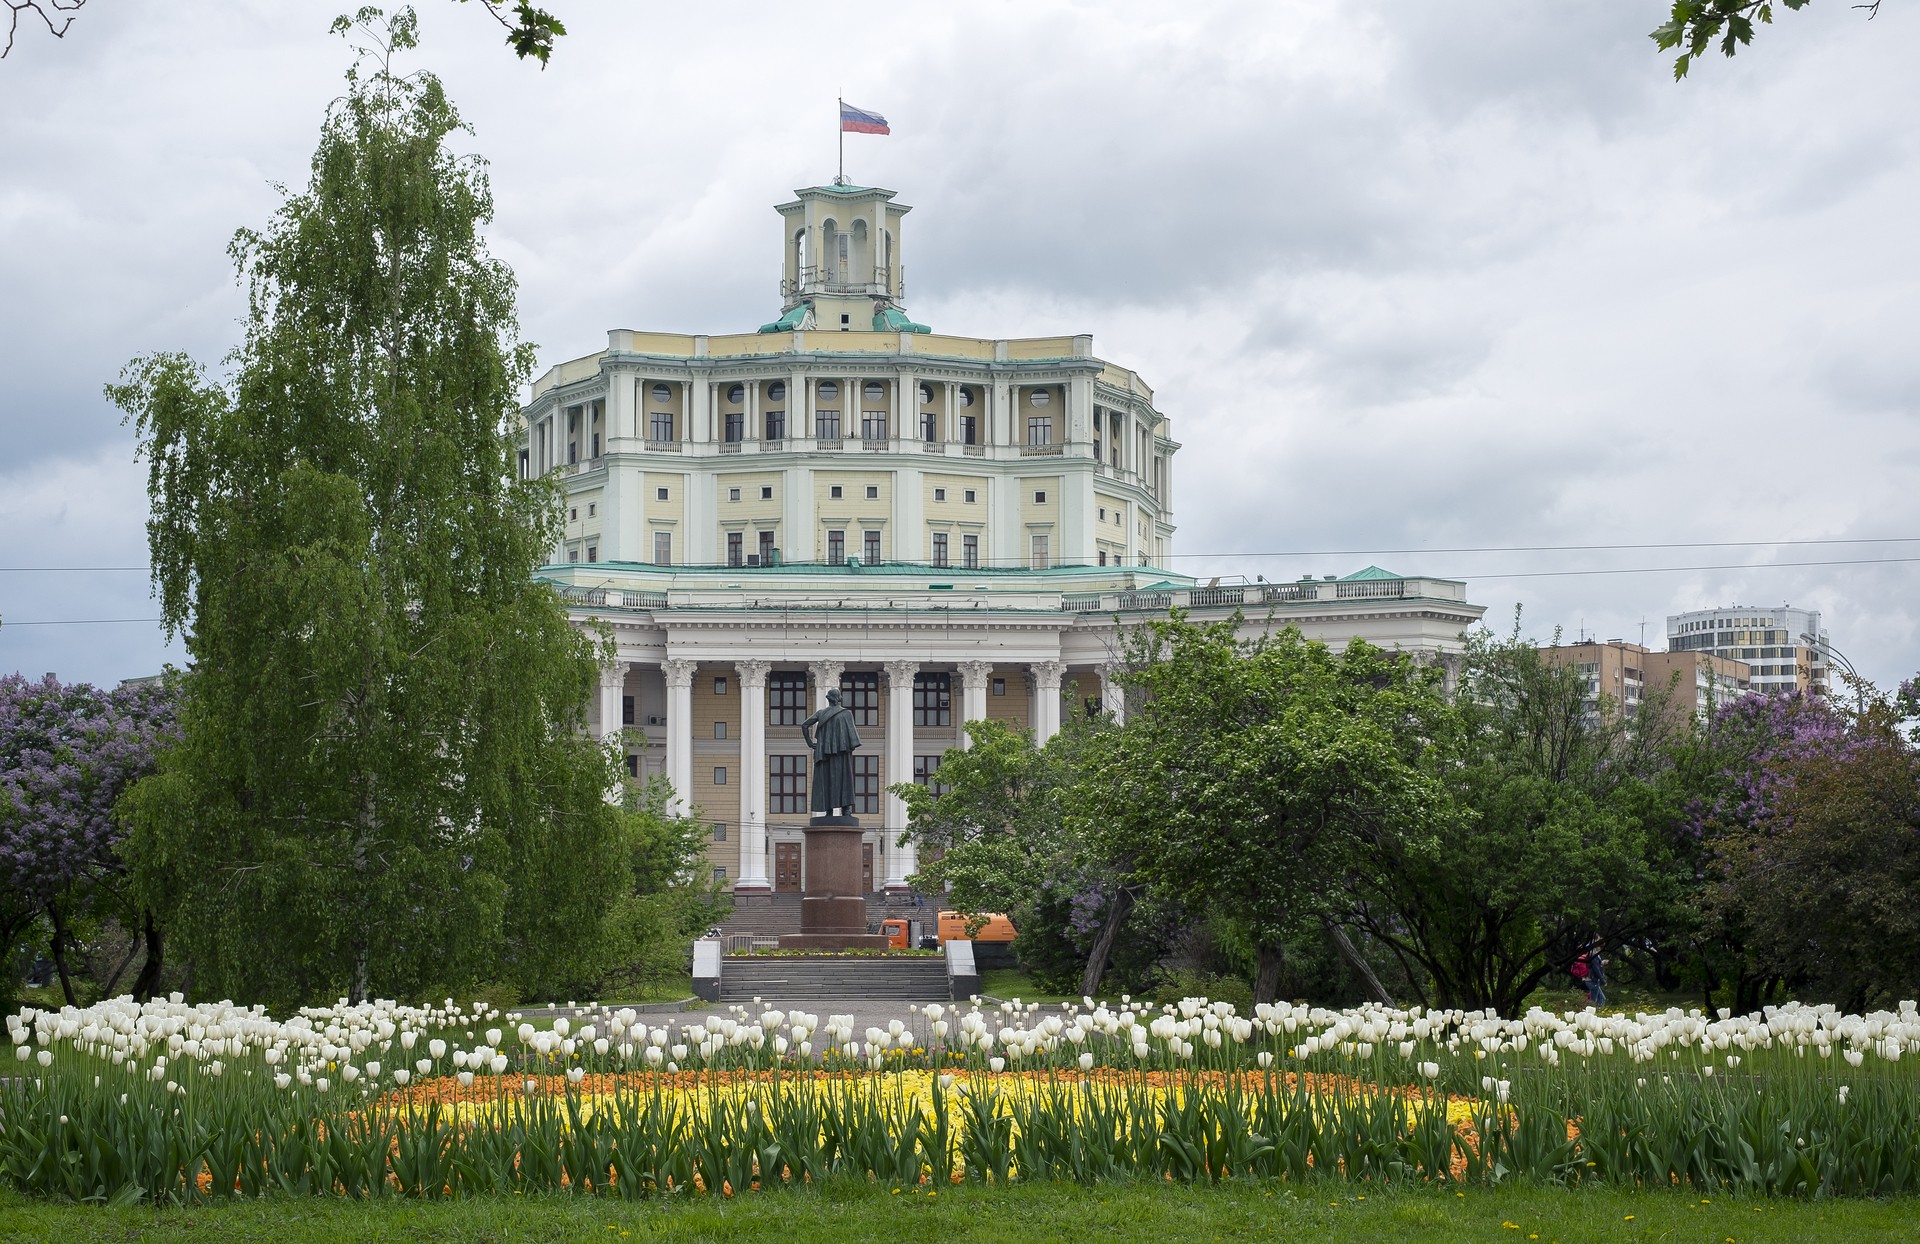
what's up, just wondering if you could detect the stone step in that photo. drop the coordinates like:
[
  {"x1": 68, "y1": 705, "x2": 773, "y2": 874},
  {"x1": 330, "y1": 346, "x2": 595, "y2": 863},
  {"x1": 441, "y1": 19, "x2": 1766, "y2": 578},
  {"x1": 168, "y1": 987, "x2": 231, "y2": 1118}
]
[{"x1": 718, "y1": 956, "x2": 950, "y2": 1002}]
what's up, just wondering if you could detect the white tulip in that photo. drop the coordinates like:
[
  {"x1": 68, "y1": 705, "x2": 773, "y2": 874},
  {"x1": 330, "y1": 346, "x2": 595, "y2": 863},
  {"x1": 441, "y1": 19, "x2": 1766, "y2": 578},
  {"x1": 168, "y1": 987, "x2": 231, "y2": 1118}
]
[{"x1": 428, "y1": 1039, "x2": 446, "y2": 1059}]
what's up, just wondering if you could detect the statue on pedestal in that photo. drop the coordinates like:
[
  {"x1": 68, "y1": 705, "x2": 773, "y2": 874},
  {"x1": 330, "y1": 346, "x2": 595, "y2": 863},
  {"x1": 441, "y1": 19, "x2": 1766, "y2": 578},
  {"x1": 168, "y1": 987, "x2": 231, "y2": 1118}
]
[{"x1": 800, "y1": 688, "x2": 862, "y2": 819}]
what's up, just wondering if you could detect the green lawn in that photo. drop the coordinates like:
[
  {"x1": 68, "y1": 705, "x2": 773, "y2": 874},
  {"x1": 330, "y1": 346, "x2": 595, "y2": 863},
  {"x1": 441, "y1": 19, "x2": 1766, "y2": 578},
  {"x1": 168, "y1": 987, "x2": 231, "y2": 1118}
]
[{"x1": 2, "y1": 1182, "x2": 1913, "y2": 1243}]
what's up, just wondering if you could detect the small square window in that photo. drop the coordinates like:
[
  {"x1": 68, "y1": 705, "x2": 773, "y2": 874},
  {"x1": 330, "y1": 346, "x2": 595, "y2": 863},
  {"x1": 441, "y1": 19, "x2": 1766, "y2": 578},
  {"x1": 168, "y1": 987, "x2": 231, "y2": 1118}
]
[
  {"x1": 840, "y1": 313, "x2": 850, "y2": 324},
  {"x1": 656, "y1": 487, "x2": 669, "y2": 501},
  {"x1": 728, "y1": 488, "x2": 741, "y2": 502},
  {"x1": 760, "y1": 486, "x2": 773, "y2": 500},
  {"x1": 713, "y1": 865, "x2": 727, "y2": 883},
  {"x1": 865, "y1": 485, "x2": 879, "y2": 500},
  {"x1": 1034, "y1": 491, "x2": 1047, "y2": 504},
  {"x1": 714, "y1": 677, "x2": 728, "y2": 695},
  {"x1": 714, "y1": 766, "x2": 728, "y2": 786},
  {"x1": 934, "y1": 488, "x2": 946, "y2": 501},
  {"x1": 830, "y1": 485, "x2": 843, "y2": 498},
  {"x1": 964, "y1": 489, "x2": 976, "y2": 503},
  {"x1": 991, "y1": 678, "x2": 1006, "y2": 696},
  {"x1": 714, "y1": 721, "x2": 728, "y2": 740}
]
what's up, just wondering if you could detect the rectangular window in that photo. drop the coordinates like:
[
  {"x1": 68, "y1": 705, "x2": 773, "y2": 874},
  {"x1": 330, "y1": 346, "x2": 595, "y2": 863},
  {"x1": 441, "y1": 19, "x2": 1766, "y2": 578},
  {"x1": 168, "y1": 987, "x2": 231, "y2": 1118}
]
[
  {"x1": 934, "y1": 488, "x2": 946, "y2": 502},
  {"x1": 992, "y1": 677, "x2": 1006, "y2": 696},
  {"x1": 769, "y1": 755, "x2": 808, "y2": 814},
  {"x1": 1031, "y1": 534, "x2": 1050, "y2": 570},
  {"x1": 586, "y1": 545, "x2": 598, "y2": 564},
  {"x1": 932, "y1": 531, "x2": 949, "y2": 568},
  {"x1": 830, "y1": 484, "x2": 844, "y2": 499},
  {"x1": 865, "y1": 485, "x2": 879, "y2": 499},
  {"x1": 714, "y1": 721, "x2": 728, "y2": 740},
  {"x1": 569, "y1": 441, "x2": 578, "y2": 464},
  {"x1": 712, "y1": 822, "x2": 727, "y2": 842},
  {"x1": 656, "y1": 486, "x2": 669, "y2": 501},
  {"x1": 768, "y1": 671, "x2": 807, "y2": 726},
  {"x1": 960, "y1": 414, "x2": 977, "y2": 445},
  {"x1": 1034, "y1": 490, "x2": 1048, "y2": 504},
  {"x1": 591, "y1": 433, "x2": 601, "y2": 458},
  {"x1": 851, "y1": 754, "x2": 881, "y2": 815},
  {"x1": 864, "y1": 529, "x2": 881, "y2": 564},
  {"x1": 922, "y1": 412, "x2": 938, "y2": 442},
  {"x1": 963, "y1": 534, "x2": 979, "y2": 569},
  {"x1": 913, "y1": 755, "x2": 950, "y2": 795},
  {"x1": 713, "y1": 865, "x2": 727, "y2": 883},
  {"x1": 713, "y1": 766, "x2": 728, "y2": 786},
  {"x1": 622, "y1": 695, "x2": 636, "y2": 726},
  {"x1": 650, "y1": 411, "x2": 674, "y2": 441},
  {"x1": 913, "y1": 673, "x2": 951, "y2": 727},
  {"x1": 1099, "y1": 551, "x2": 1108, "y2": 566},
  {"x1": 862, "y1": 412, "x2": 887, "y2": 440},
  {"x1": 625, "y1": 753, "x2": 639, "y2": 778},
  {"x1": 758, "y1": 530, "x2": 775, "y2": 564},
  {"x1": 653, "y1": 530, "x2": 671, "y2": 565},
  {"x1": 728, "y1": 487, "x2": 741, "y2": 501},
  {"x1": 725, "y1": 412, "x2": 745, "y2": 442},
  {"x1": 760, "y1": 485, "x2": 774, "y2": 500},
  {"x1": 1027, "y1": 417, "x2": 1052, "y2": 446},
  {"x1": 827, "y1": 529, "x2": 845, "y2": 565},
  {"x1": 816, "y1": 410, "x2": 841, "y2": 440},
  {"x1": 714, "y1": 676, "x2": 728, "y2": 695},
  {"x1": 964, "y1": 489, "x2": 976, "y2": 503},
  {"x1": 727, "y1": 532, "x2": 744, "y2": 566},
  {"x1": 840, "y1": 671, "x2": 880, "y2": 727},
  {"x1": 764, "y1": 411, "x2": 786, "y2": 440}
]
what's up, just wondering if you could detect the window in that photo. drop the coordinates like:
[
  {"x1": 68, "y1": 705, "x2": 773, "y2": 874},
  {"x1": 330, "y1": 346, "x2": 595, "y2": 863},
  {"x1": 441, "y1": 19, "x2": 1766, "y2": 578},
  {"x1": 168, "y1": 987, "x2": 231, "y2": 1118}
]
[
  {"x1": 1099, "y1": 508, "x2": 1106, "y2": 521},
  {"x1": 758, "y1": 530, "x2": 775, "y2": 564},
  {"x1": 588, "y1": 503, "x2": 596, "y2": 516},
  {"x1": 827, "y1": 529, "x2": 845, "y2": 564},
  {"x1": 816, "y1": 410, "x2": 841, "y2": 440},
  {"x1": 727, "y1": 532, "x2": 744, "y2": 566},
  {"x1": 714, "y1": 677, "x2": 728, "y2": 695},
  {"x1": 725, "y1": 413, "x2": 744, "y2": 442},
  {"x1": 864, "y1": 529, "x2": 881, "y2": 564},
  {"x1": 963, "y1": 534, "x2": 979, "y2": 569},
  {"x1": 728, "y1": 487, "x2": 741, "y2": 501},
  {"x1": 712, "y1": 866, "x2": 727, "y2": 883},
  {"x1": 622, "y1": 695, "x2": 636, "y2": 726},
  {"x1": 862, "y1": 412, "x2": 887, "y2": 440},
  {"x1": 591, "y1": 433, "x2": 601, "y2": 458},
  {"x1": 714, "y1": 721, "x2": 728, "y2": 740},
  {"x1": 656, "y1": 487, "x2": 669, "y2": 501},
  {"x1": 760, "y1": 485, "x2": 774, "y2": 500},
  {"x1": 960, "y1": 415, "x2": 977, "y2": 445},
  {"x1": 964, "y1": 489, "x2": 976, "y2": 503},
  {"x1": 769, "y1": 671, "x2": 808, "y2": 725},
  {"x1": 913, "y1": 755, "x2": 950, "y2": 795},
  {"x1": 830, "y1": 485, "x2": 844, "y2": 499},
  {"x1": 1034, "y1": 490, "x2": 1048, "y2": 504},
  {"x1": 992, "y1": 677, "x2": 1006, "y2": 696},
  {"x1": 769, "y1": 755, "x2": 808, "y2": 814},
  {"x1": 713, "y1": 766, "x2": 728, "y2": 786},
  {"x1": 913, "y1": 673, "x2": 951, "y2": 727},
  {"x1": 654, "y1": 531, "x2": 671, "y2": 565},
  {"x1": 1029, "y1": 388, "x2": 1051, "y2": 407},
  {"x1": 932, "y1": 531, "x2": 949, "y2": 568},
  {"x1": 586, "y1": 545, "x2": 598, "y2": 563},
  {"x1": 959, "y1": 387, "x2": 974, "y2": 407},
  {"x1": 727, "y1": 383, "x2": 745, "y2": 404},
  {"x1": 919, "y1": 383, "x2": 935, "y2": 405},
  {"x1": 764, "y1": 411, "x2": 785, "y2": 440},
  {"x1": 570, "y1": 508, "x2": 578, "y2": 521},
  {"x1": 769, "y1": 381, "x2": 786, "y2": 401},
  {"x1": 651, "y1": 383, "x2": 672, "y2": 403},
  {"x1": 1027, "y1": 417, "x2": 1052, "y2": 446},
  {"x1": 712, "y1": 822, "x2": 727, "y2": 842},
  {"x1": 818, "y1": 381, "x2": 839, "y2": 401},
  {"x1": 933, "y1": 487, "x2": 947, "y2": 502},
  {"x1": 625, "y1": 754, "x2": 640, "y2": 778},
  {"x1": 568, "y1": 442, "x2": 577, "y2": 464},
  {"x1": 863, "y1": 382, "x2": 884, "y2": 402},
  {"x1": 922, "y1": 412, "x2": 938, "y2": 441},
  {"x1": 840, "y1": 671, "x2": 880, "y2": 726},
  {"x1": 864, "y1": 485, "x2": 879, "y2": 500},
  {"x1": 851, "y1": 754, "x2": 881, "y2": 815},
  {"x1": 1030, "y1": 534, "x2": 1050, "y2": 570}
]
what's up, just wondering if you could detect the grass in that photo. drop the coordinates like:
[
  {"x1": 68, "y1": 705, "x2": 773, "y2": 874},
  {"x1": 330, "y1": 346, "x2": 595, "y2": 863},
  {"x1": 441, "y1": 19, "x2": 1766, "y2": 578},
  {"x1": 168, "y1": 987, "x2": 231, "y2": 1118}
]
[
  {"x1": 978, "y1": 968, "x2": 1091, "y2": 1004},
  {"x1": 2, "y1": 1180, "x2": 1915, "y2": 1243}
]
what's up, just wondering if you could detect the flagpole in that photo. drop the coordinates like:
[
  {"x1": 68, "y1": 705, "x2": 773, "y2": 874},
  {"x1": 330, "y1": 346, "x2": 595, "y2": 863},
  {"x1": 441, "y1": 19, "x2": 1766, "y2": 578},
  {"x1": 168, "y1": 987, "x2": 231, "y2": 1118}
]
[{"x1": 836, "y1": 94, "x2": 844, "y2": 185}]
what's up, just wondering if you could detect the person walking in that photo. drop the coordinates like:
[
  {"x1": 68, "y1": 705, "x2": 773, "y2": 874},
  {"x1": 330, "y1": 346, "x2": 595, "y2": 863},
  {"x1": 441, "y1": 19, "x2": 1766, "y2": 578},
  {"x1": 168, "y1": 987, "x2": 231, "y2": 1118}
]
[{"x1": 1585, "y1": 945, "x2": 1608, "y2": 1009}]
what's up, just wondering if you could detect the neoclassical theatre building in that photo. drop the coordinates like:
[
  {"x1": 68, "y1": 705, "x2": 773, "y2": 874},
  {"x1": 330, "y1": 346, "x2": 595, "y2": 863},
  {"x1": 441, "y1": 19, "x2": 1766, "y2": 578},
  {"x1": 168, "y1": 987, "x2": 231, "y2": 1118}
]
[{"x1": 521, "y1": 183, "x2": 1486, "y2": 897}]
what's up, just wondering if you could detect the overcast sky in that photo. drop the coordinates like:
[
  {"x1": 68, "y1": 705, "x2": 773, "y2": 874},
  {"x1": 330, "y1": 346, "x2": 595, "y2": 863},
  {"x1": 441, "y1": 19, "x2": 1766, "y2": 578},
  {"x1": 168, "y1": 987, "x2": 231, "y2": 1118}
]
[{"x1": 2, "y1": 0, "x2": 1916, "y2": 689}]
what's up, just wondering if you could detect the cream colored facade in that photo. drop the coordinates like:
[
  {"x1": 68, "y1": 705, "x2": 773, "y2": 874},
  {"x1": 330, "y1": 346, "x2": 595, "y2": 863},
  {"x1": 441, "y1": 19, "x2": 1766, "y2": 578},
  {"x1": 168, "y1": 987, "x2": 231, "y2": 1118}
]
[{"x1": 521, "y1": 184, "x2": 1488, "y2": 896}]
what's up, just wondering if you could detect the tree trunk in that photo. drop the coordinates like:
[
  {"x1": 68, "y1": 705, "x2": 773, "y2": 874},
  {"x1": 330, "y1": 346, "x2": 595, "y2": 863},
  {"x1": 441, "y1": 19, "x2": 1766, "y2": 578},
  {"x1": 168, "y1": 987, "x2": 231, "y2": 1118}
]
[
  {"x1": 1320, "y1": 914, "x2": 1392, "y2": 1005},
  {"x1": 1253, "y1": 943, "x2": 1284, "y2": 1004},
  {"x1": 49, "y1": 905, "x2": 78, "y2": 1007},
  {"x1": 101, "y1": 925, "x2": 141, "y2": 997},
  {"x1": 131, "y1": 910, "x2": 165, "y2": 1002},
  {"x1": 1079, "y1": 887, "x2": 1137, "y2": 999}
]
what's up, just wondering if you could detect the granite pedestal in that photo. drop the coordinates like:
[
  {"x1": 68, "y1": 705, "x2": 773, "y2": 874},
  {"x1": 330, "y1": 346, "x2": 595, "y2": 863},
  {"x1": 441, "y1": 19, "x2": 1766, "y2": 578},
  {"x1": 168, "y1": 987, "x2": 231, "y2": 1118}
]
[{"x1": 778, "y1": 815, "x2": 891, "y2": 950}]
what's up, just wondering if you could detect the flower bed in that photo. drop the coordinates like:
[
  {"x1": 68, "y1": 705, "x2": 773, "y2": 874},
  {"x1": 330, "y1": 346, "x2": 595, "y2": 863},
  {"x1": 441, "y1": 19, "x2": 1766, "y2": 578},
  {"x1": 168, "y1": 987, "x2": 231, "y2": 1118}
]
[{"x1": 5, "y1": 994, "x2": 1920, "y2": 1202}]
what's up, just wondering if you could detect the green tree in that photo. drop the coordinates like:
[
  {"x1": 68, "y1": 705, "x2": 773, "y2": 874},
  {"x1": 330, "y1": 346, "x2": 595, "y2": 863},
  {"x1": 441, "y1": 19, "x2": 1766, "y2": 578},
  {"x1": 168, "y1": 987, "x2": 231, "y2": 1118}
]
[
  {"x1": 1652, "y1": 1, "x2": 1881, "y2": 80},
  {"x1": 1342, "y1": 625, "x2": 1696, "y2": 1016},
  {"x1": 106, "y1": 8, "x2": 621, "y2": 1009},
  {"x1": 591, "y1": 778, "x2": 732, "y2": 1001},
  {"x1": 1080, "y1": 615, "x2": 1457, "y2": 1005}
]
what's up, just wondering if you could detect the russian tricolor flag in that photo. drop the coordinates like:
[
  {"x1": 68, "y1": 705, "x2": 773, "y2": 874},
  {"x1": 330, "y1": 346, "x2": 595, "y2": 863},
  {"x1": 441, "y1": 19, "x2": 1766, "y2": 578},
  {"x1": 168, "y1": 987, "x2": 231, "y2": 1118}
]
[{"x1": 839, "y1": 102, "x2": 890, "y2": 135}]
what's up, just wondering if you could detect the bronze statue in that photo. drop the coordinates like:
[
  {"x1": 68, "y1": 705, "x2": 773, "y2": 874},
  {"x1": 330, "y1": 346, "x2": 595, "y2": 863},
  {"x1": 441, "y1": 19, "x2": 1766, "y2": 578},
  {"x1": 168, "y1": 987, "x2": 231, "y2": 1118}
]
[{"x1": 800, "y1": 688, "x2": 862, "y2": 817}]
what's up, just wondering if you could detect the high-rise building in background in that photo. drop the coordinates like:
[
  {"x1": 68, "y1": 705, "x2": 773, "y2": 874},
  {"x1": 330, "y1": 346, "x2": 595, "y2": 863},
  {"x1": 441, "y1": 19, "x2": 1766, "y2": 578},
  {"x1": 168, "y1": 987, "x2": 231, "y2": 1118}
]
[
  {"x1": 1541, "y1": 640, "x2": 1751, "y2": 725},
  {"x1": 1665, "y1": 605, "x2": 1830, "y2": 698}
]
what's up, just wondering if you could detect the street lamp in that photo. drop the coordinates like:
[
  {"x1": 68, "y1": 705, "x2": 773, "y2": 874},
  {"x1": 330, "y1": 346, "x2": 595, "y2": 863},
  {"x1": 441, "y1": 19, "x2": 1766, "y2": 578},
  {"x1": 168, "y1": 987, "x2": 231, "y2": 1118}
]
[{"x1": 1801, "y1": 632, "x2": 1863, "y2": 712}]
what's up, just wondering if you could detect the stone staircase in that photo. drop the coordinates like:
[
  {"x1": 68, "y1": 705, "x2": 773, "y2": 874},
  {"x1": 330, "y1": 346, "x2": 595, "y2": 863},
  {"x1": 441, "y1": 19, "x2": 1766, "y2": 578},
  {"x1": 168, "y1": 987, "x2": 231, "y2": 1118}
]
[
  {"x1": 717, "y1": 892, "x2": 938, "y2": 947},
  {"x1": 718, "y1": 954, "x2": 951, "y2": 1003}
]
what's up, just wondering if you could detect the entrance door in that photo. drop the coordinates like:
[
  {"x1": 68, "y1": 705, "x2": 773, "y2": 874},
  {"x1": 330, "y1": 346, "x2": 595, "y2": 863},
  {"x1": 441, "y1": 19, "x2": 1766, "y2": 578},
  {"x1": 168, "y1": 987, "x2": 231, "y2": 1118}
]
[
  {"x1": 862, "y1": 843, "x2": 874, "y2": 892},
  {"x1": 774, "y1": 843, "x2": 803, "y2": 893}
]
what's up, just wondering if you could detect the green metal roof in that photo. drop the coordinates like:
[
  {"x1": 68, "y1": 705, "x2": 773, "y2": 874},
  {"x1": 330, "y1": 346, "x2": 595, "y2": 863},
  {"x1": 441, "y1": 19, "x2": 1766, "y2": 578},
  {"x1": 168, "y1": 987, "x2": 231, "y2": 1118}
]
[
  {"x1": 757, "y1": 303, "x2": 810, "y2": 334},
  {"x1": 872, "y1": 306, "x2": 930, "y2": 334},
  {"x1": 1340, "y1": 565, "x2": 1402, "y2": 581}
]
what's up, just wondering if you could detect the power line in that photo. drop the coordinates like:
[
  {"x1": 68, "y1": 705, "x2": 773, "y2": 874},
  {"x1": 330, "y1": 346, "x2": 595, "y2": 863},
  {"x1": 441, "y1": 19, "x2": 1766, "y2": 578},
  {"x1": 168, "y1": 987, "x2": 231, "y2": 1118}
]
[{"x1": 1, "y1": 617, "x2": 164, "y2": 627}]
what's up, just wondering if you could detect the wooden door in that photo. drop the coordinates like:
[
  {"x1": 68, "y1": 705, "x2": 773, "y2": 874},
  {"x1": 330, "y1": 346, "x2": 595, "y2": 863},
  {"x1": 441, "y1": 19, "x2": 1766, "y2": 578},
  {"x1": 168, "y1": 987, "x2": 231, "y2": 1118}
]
[
  {"x1": 774, "y1": 843, "x2": 803, "y2": 893},
  {"x1": 862, "y1": 843, "x2": 874, "y2": 893}
]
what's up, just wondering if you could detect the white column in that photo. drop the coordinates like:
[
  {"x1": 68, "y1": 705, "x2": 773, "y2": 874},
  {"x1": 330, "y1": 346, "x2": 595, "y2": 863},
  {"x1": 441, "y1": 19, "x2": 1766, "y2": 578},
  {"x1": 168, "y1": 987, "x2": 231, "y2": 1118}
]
[
  {"x1": 808, "y1": 659, "x2": 846, "y2": 710},
  {"x1": 1103, "y1": 662, "x2": 1126, "y2": 725},
  {"x1": 736, "y1": 659, "x2": 772, "y2": 893},
  {"x1": 597, "y1": 663, "x2": 626, "y2": 744},
  {"x1": 883, "y1": 659, "x2": 918, "y2": 890},
  {"x1": 663, "y1": 659, "x2": 696, "y2": 817},
  {"x1": 957, "y1": 659, "x2": 992, "y2": 747},
  {"x1": 1032, "y1": 659, "x2": 1064, "y2": 742}
]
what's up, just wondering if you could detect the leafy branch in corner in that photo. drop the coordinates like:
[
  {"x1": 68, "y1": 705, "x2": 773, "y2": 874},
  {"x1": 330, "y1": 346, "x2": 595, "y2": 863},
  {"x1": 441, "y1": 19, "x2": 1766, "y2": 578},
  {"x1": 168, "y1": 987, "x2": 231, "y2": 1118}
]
[
  {"x1": 3, "y1": 0, "x2": 84, "y2": 59},
  {"x1": 1652, "y1": 1, "x2": 1883, "y2": 80}
]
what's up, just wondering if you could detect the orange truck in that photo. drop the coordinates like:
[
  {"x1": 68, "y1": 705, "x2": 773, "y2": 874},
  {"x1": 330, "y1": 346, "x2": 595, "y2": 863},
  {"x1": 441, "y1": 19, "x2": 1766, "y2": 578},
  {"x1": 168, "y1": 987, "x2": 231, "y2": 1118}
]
[{"x1": 881, "y1": 911, "x2": 1018, "y2": 950}]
